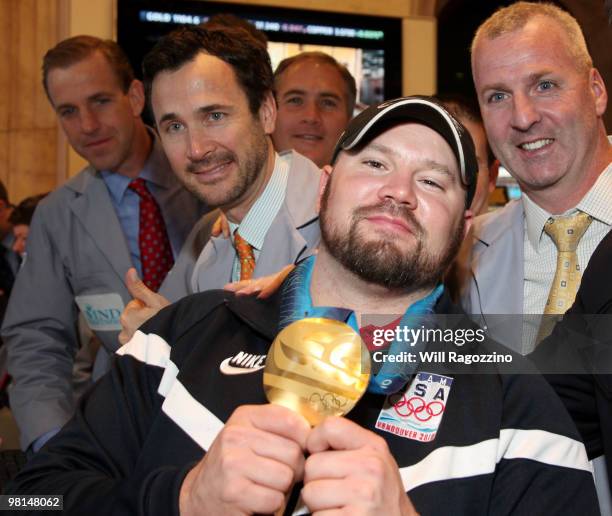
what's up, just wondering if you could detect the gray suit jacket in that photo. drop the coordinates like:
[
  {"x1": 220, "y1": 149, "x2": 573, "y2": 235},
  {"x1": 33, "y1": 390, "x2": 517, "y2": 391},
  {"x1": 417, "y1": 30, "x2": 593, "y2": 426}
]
[
  {"x1": 2, "y1": 145, "x2": 205, "y2": 450},
  {"x1": 460, "y1": 200, "x2": 527, "y2": 353},
  {"x1": 161, "y1": 151, "x2": 321, "y2": 301}
]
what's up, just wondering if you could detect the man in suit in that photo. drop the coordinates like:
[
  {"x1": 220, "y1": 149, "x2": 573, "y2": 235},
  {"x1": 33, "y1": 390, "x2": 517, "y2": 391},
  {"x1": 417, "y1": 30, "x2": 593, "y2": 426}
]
[
  {"x1": 1, "y1": 36, "x2": 206, "y2": 453},
  {"x1": 466, "y1": 3, "x2": 612, "y2": 511},
  {"x1": 464, "y1": 2, "x2": 612, "y2": 354},
  {"x1": 5, "y1": 96, "x2": 600, "y2": 515},
  {"x1": 118, "y1": 26, "x2": 321, "y2": 344}
]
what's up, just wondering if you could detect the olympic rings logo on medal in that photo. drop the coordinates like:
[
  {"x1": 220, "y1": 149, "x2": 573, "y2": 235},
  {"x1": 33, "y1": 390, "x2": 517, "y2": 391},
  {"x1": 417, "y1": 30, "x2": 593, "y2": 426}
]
[{"x1": 390, "y1": 394, "x2": 445, "y2": 422}]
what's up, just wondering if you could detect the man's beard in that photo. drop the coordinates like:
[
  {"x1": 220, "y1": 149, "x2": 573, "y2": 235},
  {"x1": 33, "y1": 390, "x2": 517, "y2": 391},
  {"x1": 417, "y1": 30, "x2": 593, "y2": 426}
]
[
  {"x1": 183, "y1": 127, "x2": 268, "y2": 208},
  {"x1": 319, "y1": 188, "x2": 465, "y2": 291}
]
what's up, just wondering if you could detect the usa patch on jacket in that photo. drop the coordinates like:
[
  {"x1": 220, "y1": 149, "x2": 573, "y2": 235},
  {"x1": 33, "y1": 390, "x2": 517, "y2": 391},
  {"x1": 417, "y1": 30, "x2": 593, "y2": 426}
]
[{"x1": 375, "y1": 372, "x2": 453, "y2": 442}]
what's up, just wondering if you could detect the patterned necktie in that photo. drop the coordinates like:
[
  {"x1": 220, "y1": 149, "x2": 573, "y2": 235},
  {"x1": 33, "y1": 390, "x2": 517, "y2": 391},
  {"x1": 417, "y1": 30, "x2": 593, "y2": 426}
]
[
  {"x1": 537, "y1": 211, "x2": 592, "y2": 341},
  {"x1": 233, "y1": 231, "x2": 256, "y2": 281},
  {"x1": 128, "y1": 178, "x2": 174, "y2": 292}
]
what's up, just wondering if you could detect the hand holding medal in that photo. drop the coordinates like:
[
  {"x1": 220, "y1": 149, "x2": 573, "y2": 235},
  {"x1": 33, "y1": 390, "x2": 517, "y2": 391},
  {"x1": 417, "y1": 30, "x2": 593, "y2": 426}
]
[{"x1": 263, "y1": 317, "x2": 371, "y2": 515}]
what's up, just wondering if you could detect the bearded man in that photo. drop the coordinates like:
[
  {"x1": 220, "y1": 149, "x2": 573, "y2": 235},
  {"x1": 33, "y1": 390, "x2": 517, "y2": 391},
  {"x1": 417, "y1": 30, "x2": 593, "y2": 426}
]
[{"x1": 7, "y1": 97, "x2": 598, "y2": 515}]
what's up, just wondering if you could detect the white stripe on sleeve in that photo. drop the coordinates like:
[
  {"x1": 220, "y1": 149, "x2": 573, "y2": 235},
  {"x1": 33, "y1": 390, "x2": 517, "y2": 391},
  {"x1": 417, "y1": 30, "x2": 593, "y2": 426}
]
[{"x1": 399, "y1": 428, "x2": 591, "y2": 491}]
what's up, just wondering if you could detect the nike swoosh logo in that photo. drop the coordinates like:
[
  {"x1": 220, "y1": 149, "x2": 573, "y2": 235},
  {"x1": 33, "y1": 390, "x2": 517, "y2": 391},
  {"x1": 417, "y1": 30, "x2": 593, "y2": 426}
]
[{"x1": 219, "y1": 357, "x2": 266, "y2": 375}]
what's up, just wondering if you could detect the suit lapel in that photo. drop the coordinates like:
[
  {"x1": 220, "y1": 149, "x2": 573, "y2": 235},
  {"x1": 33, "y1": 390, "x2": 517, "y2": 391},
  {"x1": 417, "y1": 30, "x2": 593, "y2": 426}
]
[
  {"x1": 251, "y1": 152, "x2": 318, "y2": 276},
  {"x1": 193, "y1": 152, "x2": 320, "y2": 291},
  {"x1": 469, "y1": 202, "x2": 526, "y2": 352},
  {"x1": 472, "y1": 201, "x2": 525, "y2": 314},
  {"x1": 192, "y1": 235, "x2": 235, "y2": 292},
  {"x1": 191, "y1": 206, "x2": 312, "y2": 291},
  {"x1": 254, "y1": 204, "x2": 309, "y2": 277},
  {"x1": 69, "y1": 168, "x2": 133, "y2": 283}
]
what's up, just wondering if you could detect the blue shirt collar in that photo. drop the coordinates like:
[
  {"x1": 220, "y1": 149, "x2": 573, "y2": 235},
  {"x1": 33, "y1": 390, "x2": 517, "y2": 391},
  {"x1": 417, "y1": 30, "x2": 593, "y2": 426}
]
[{"x1": 100, "y1": 128, "x2": 170, "y2": 203}]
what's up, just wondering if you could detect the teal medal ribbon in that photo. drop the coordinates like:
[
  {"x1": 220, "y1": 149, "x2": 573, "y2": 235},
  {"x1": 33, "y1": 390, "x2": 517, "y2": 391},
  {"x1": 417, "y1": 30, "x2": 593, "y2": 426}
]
[{"x1": 279, "y1": 255, "x2": 443, "y2": 394}]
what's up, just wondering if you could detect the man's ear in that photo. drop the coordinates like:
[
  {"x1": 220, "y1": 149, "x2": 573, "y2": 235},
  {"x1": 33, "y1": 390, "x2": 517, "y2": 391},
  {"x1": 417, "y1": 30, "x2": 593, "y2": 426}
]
[
  {"x1": 590, "y1": 68, "x2": 608, "y2": 117},
  {"x1": 258, "y1": 91, "x2": 277, "y2": 135},
  {"x1": 127, "y1": 79, "x2": 146, "y2": 118},
  {"x1": 316, "y1": 165, "x2": 333, "y2": 213}
]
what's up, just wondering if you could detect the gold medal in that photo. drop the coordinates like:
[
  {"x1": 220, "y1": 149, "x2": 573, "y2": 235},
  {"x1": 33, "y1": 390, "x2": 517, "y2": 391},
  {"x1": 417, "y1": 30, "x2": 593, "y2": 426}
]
[{"x1": 263, "y1": 318, "x2": 371, "y2": 425}]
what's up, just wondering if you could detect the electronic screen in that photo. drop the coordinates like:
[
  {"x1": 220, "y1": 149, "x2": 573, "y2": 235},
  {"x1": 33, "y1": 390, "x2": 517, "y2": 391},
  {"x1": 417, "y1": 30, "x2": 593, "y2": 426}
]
[{"x1": 117, "y1": 0, "x2": 403, "y2": 108}]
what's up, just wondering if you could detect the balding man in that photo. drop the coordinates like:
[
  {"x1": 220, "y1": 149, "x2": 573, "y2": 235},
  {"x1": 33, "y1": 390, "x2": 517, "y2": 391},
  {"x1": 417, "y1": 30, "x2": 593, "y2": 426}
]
[{"x1": 465, "y1": 3, "x2": 612, "y2": 511}]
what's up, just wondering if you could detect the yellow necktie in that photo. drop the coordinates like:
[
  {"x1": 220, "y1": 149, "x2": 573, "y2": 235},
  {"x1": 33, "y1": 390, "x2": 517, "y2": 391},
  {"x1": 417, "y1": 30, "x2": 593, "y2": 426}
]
[
  {"x1": 233, "y1": 231, "x2": 256, "y2": 281},
  {"x1": 537, "y1": 211, "x2": 592, "y2": 340}
]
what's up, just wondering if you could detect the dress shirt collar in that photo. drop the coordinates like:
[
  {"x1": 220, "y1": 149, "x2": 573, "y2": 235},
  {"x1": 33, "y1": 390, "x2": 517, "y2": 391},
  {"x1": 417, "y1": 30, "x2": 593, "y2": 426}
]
[
  {"x1": 101, "y1": 128, "x2": 171, "y2": 203},
  {"x1": 229, "y1": 152, "x2": 289, "y2": 251},
  {"x1": 523, "y1": 161, "x2": 612, "y2": 252}
]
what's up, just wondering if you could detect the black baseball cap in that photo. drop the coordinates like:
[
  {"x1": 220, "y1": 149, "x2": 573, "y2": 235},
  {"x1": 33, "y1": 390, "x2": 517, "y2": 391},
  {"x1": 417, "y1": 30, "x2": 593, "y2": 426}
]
[{"x1": 332, "y1": 96, "x2": 478, "y2": 207}]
